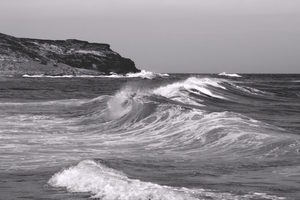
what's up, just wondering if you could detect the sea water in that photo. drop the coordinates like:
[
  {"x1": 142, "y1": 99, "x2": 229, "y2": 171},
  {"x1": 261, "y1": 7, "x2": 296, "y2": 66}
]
[{"x1": 0, "y1": 74, "x2": 299, "y2": 200}]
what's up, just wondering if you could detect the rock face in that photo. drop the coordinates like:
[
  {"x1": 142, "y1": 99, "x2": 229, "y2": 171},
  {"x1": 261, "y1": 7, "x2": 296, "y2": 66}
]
[{"x1": 0, "y1": 33, "x2": 140, "y2": 76}]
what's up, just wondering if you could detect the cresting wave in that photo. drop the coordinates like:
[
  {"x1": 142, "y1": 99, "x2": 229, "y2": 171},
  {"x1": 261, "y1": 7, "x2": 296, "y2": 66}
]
[
  {"x1": 48, "y1": 160, "x2": 199, "y2": 200},
  {"x1": 97, "y1": 78, "x2": 298, "y2": 156},
  {"x1": 48, "y1": 160, "x2": 286, "y2": 200},
  {"x1": 152, "y1": 77, "x2": 272, "y2": 107},
  {"x1": 44, "y1": 77, "x2": 299, "y2": 199},
  {"x1": 153, "y1": 77, "x2": 228, "y2": 103}
]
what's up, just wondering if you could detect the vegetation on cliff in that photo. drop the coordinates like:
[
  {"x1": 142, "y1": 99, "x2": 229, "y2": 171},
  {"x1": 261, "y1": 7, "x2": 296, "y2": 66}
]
[{"x1": 0, "y1": 33, "x2": 139, "y2": 76}]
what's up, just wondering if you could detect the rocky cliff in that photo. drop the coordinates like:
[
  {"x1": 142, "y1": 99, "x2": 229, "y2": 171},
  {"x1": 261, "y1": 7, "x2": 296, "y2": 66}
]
[{"x1": 0, "y1": 33, "x2": 140, "y2": 76}]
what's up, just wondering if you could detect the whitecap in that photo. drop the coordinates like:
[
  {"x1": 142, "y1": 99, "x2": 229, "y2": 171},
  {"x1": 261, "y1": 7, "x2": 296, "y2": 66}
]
[
  {"x1": 126, "y1": 70, "x2": 169, "y2": 79},
  {"x1": 22, "y1": 70, "x2": 169, "y2": 79},
  {"x1": 153, "y1": 77, "x2": 227, "y2": 105},
  {"x1": 218, "y1": 72, "x2": 242, "y2": 78},
  {"x1": 49, "y1": 160, "x2": 198, "y2": 200},
  {"x1": 49, "y1": 160, "x2": 286, "y2": 200}
]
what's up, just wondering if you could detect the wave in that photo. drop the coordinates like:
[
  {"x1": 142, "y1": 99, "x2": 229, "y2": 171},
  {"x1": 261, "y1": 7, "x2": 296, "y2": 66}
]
[
  {"x1": 153, "y1": 77, "x2": 227, "y2": 105},
  {"x1": 49, "y1": 160, "x2": 286, "y2": 200},
  {"x1": 2, "y1": 77, "x2": 296, "y2": 166},
  {"x1": 22, "y1": 70, "x2": 169, "y2": 79},
  {"x1": 22, "y1": 74, "x2": 74, "y2": 78},
  {"x1": 76, "y1": 77, "x2": 299, "y2": 159},
  {"x1": 126, "y1": 70, "x2": 169, "y2": 79},
  {"x1": 2, "y1": 75, "x2": 297, "y2": 199},
  {"x1": 150, "y1": 77, "x2": 273, "y2": 107},
  {"x1": 48, "y1": 160, "x2": 199, "y2": 200},
  {"x1": 218, "y1": 72, "x2": 242, "y2": 78},
  {"x1": 99, "y1": 70, "x2": 169, "y2": 79},
  {"x1": 22, "y1": 74, "x2": 107, "y2": 78}
]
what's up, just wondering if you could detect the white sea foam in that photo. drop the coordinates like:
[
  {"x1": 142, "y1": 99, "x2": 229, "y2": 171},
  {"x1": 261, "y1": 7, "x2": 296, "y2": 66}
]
[
  {"x1": 126, "y1": 70, "x2": 169, "y2": 79},
  {"x1": 22, "y1": 74, "x2": 114, "y2": 78},
  {"x1": 22, "y1": 74, "x2": 75, "y2": 78},
  {"x1": 91, "y1": 70, "x2": 162, "y2": 79},
  {"x1": 22, "y1": 70, "x2": 168, "y2": 79},
  {"x1": 227, "y1": 82, "x2": 268, "y2": 96},
  {"x1": 218, "y1": 72, "x2": 242, "y2": 77},
  {"x1": 49, "y1": 160, "x2": 198, "y2": 200},
  {"x1": 49, "y1": 160, "x2": 286, "y2": 200},
  {"x1": 153, "y1": 77, "x2": 226, "y2": 104},
  {"x1": 106, "y1": 87, "x2": 139, "y2": 119}
]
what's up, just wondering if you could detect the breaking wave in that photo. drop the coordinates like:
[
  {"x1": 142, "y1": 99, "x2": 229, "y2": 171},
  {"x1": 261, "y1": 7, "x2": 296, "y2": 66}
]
[
  {"x1": 41, "y1": 77, "x2": 298, "y2": 157},
  {"x1": 49, "y1": 160, "x2": 286, "y2": 200},
  {"x1": 32, "y1": 76, "x2": 298, "y2": 199},
  {"x1": 125, "y1": 70, "x2": 169, "y2": 79},
  {"x1": 48, "y1": 160, "x2": 199, "y2": 200}
]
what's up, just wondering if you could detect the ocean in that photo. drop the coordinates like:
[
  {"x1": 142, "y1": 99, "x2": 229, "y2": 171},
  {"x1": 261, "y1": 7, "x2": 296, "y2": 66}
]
[{"x1": 0, "y1": 74, "x2": 299, "y2": 200}]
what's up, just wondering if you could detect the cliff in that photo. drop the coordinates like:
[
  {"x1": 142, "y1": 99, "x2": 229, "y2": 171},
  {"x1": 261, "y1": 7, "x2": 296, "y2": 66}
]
[{"x1": 0, "y1": 33, "x2": 140, "y2": 76}]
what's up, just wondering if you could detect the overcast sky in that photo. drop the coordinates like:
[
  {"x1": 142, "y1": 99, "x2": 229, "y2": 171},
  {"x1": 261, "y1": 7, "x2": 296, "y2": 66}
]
[{"x1": 1, "y1": 0, "x2": 300, "y2": 73}]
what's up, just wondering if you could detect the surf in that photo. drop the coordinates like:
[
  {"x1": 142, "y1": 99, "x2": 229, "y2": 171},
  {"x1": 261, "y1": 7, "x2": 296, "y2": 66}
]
[
  {"x1": 218, "y1": 72, "x2": 242, "y2": 78},
  {"x1": 49, "y1": 160, "x2": 287, "y2": 200},
  {"x1": 1, "y1": 76, "x2": 299, "y2": 199}
]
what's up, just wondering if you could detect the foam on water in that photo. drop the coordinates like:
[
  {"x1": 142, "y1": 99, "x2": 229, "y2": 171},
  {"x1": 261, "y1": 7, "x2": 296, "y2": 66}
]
[
  {"x1": 218, "y1": 72, "x2": 242, "y2": 77},
  {"x1": 49, "y1": 160, "x2": 199, "y2": 200},
  {"x1": 106, "y1": 87, "x2": 140, "y2": 119},
  {"x1": 153, "y1": 77, "x2": 227, "y2": 105},
  {"x1": 1, "y1": 75, "x2": 300, "y2": 199},
  {"x1": 49, "y1": 160, "x2": 287, "y2": 200},
  {"x1": 22, "y1": 70, "x2": 169, "y2": 79},
  {"x1": 102, "y1": 70, "x2": 169, "y2": 79},
  {"x1": 23, "y1": 74, "x2": 77, "y2": 78},
  {"x1": 79, "y1": 83, "x2": 299, "y2": 159},
  {"x1": 126, "y1": 70, "x2": 169, "y2": 79},
  {"x1": 152, "y1": 77, "x2": 275, "y2": 105}
]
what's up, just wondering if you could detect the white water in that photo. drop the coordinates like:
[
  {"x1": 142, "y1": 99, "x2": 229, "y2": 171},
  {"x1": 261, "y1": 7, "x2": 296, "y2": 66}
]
[
  {"x1": 218, "y1": 72, "x2": 242, "y2": 77},
  {"x1": 1, "y1": 76, "x2": 299, "y2": 199},
  {"x1": 153, "y1": 77, "x2": 227, "y2": 105},
  {"x1": 22, "y1": 70, "x2": 169, "y2": 79},
  {"x1": 49, "y1": 160, "x2": 198, "y2": 200},
  {"x1": 49, "y1": 160, "x2": 286, "y2": 200}
]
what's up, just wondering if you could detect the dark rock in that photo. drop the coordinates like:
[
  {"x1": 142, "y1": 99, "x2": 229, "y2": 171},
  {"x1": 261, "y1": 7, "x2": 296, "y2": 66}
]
[{"x1": 0, "y1": 32, "x2": 140, "y2": 76}]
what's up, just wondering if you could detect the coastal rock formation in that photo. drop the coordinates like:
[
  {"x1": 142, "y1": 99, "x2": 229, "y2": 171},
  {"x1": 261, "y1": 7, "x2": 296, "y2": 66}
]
[{"x1": 0, "y1": 33, "x2": 140, "y2": 76}]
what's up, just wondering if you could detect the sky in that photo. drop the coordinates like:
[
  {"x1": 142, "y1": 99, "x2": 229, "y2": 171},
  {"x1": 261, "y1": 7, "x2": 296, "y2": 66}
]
[{"x1": 0, "y1": 0, "x2": 300, "y2": 73}]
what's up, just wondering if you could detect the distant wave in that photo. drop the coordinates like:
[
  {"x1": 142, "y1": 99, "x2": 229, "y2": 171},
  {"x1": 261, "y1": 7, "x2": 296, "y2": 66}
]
[
  {"x1": 100, "y1": 70, "x2": 169, "y2": 79},
  {"x1": 49, "y1": 160, "x2": 286, "y2": 200},
  {"x1": 126, "y1": 70, "x2": 169, "y2": 79},
  {"x1": 22, "y1": 70, "x2": 169, "y2": 79},
  {"x1": 218, "y1": 72, "x2": 242, "y2": 77},
  {"x1": 22, "y1": 74, "x2": 81, "y2": 78}
]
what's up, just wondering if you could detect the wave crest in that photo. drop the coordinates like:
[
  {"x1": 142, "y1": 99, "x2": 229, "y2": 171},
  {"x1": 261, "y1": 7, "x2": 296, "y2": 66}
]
[
  {"x1": 153, "y1": 77, "x2": 227, "y2": 106},
  {"x1": 126, "y1": 70, "x2": 169, "y2": 79},
  {"x1": 49, "y1": 160, "x2": 287, "y2": 200},
  {"x1": 48, "y1": 160, "x2": 198, "y2": 200}
]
